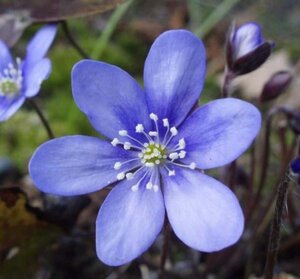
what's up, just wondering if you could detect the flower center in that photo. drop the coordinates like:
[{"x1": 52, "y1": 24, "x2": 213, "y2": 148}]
[
  {"x1": 140, "y1": 143, "x2": 166, "y2": 166},
  {"x1": 110, "y1": 113, "x2": 196, "y2": 192},
  {"x1": 0, "y1": 58, "x2": 23, "y2": 97}
]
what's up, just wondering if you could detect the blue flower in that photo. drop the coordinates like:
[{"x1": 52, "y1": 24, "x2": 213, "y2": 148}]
[
  {"x1": 29, "y1": 30, "x2": 261, "y2": 266},
  {"x1": 227, "y1": 22, "x2": 273, "y2": 75},
  {"x1": 0, "y1": 24, "x2": 57, "y2": 121}
]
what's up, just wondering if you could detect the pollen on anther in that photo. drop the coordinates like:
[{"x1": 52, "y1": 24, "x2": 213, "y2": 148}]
[
  {"x1": 111, "y1": 138, "x2": 120, "y2": 146},
  {"x1": 119, "y1": 130, "x2": 128, "y2": 136},
  {"x1": 146, "y1": 182, "x2": 153, "y2": 189},
  {"x1": 135, "y1": 124, "x2": 144, "y2": 133},
  {"x1": 179, "y1": 138, "x2": 186, "y2": 149},
  {"x1": 163, "y1": 118, "x2": 169, "y2": 127},
  {"x1": 170, "y1": 127, "x2": 178, "y2": 136},
  {"x1": 153, "y1": 185, "x2": 159, "y2": 192},
  {"x1": 169, "y1": 152, "x2": 179, "y2": 160},
  {"x1": 126, "y1": 173, "x2": 134, "y2": 180},
  {"x1": 189, "y1": 162, "x2": 196, "y2": 170},
  {"x1": 131, "y1": 184, "x2": 139, "y2": 191},
  {"x1": 149, "y1": 131, "x2": 158, "y2": 137},
  {"x1": 179, "y1": 151, "x2": 186, "y2": 159},
  {"x1": 114, "y1": 162, "x2": 122, "y2": 170},
  {"x1": 168, "y1": 170, "x2": 176, "y2": 176},
  {"x1": 117, "y1": 172, "x2": 125, "y2": 180},
  {"x1": 149, "y1": 113, "x2": 158, "y2": 121},
  {"x1": 124, "y1": 142, "x2": 131, "y2": 150}
]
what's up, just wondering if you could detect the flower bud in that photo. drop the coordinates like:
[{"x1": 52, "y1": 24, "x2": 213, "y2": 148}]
[
  {"x1": 226, "y1": 22, "x2": 274, "y2": 76},
  {"x1": 291, "y1": 156, "x2": 300, "y2": 175},
  {"x1": 260, "y1": 71, "x2": 292, "y2": 103}
]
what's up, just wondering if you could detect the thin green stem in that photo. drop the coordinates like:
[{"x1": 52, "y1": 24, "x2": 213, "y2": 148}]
[
  {"x1": 29, "y1": 99, "x2": 54, "y2": 139},
  {"x1": 91, "y1": 0, "x2": 134, "y2": 60},
  {"x1": 194, "y1": 0, "x2": 240, "y2": 38}
]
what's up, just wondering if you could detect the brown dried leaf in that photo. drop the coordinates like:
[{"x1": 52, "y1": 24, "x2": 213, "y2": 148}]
[{"x1": 0, "y1": 0, "x2": 125, "y2": 23}]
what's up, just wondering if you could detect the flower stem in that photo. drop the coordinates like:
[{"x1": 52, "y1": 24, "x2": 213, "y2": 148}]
[
  {"x1": 60, "y1": 21, "x2": 90, "y2": 59},
  {"x1": 29, "y1": 99, "x2": 55, "y2": 139},
  {"x1": 264, "y1": 168, "x2": 291, "y2": 279},
  {"x1": 159, "y1": 219, "x2": 171, "y2": 279},
  {"x1": 91, "y1": 0, "x2": 135, "y2": 60}
]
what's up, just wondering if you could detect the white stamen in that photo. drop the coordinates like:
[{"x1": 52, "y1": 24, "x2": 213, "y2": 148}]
[
  {"x1": 149, "y1": 113, "x2": 158, "y2": 121},
  {"x1": 153, "y1": 185, "x2": 159, "y2": 192},
  {"x1": 135, "y1": 124, "x2": 144, "y2": 133},
  {"x1": 123, "y1": 142, "x2": 131, "y2": 150},
  {"x1": 111, "y1": 138, "x2": 120, "y2": 146},
  {"x1": 168, "y1": 170, "x2": 176, "y2": 176},
  {"x1": 149, "y1": 131, "x2": 158, "y2": 137},
  {"x1": 163, "y1": 118, "x2": 169, "y2": 127},
  {"x1": 114, "y1": 162, "x2": 122, "y2": 170},
  {"x1": 170, "y1": 127, "x2": 178, "y2": 136},
  {"x1": 117, "y1": 172, "x2": 125, "y2": 180},
  {"x1": 169, "y1": 152, "x2": 179, "y2": 160},
  {"x1": 126, "y1": 172, "x2": 134, "y2": 180},
  {"x1": 155, "y1": 160, "x2": 160, "y2": 164},
  {"x1": 189, "y1": 162, "x2": 196, "y2": 170},
  {"x1": 119, "y1": 130, "x2": 128, "y2": 136},
  {"x1": 178, "y1": 138, "x2": 186, "y2": 149},
  {"x1": 145, "y1": 162, "x2": 155, "y2": 167},
  {"x1": 179, "y1": 150, "x2": 186, "y2": 159},
  {"x1": 146, "y1": 182, "x2": 153, "y2": 189},
  {"x1": 131, "y1": 184, "x2": 139, "y2": 191}
]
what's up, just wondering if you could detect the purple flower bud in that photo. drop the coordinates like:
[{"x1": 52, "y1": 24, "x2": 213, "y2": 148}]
[
  {"x1": 260, "y1": 71, "x2": 292, "y2": 103},
  {"x1": 291, "y1": 156, "x2": 300, "y2": 174},
  {"x1": 226, "y1": 22, "x2": 274, "y2": 76}
]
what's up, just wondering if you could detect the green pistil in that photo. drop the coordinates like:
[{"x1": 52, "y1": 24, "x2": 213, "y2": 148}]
[
  {"x1": 142, "y1": 143, "x2": 166, "y2": 164},
  {"x1": 0, "y1": 80, "x2": 19, "y2": 95}
]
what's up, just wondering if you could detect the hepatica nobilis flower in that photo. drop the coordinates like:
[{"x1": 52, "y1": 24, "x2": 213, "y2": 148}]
[
  {"x1": 0, "y1": 24, "x2": 57, "y2": 121},
  {"x1": 29, "y1": 30, "x2": 261, "y2": 266},
  {"x1": 227, "y1": 22, "x2": 273, "y2": 75}
]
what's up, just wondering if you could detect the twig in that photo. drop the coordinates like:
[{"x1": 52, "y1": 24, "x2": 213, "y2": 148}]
[{"x1": 60, "y1": 21, "x2": 90, "y2": 59}]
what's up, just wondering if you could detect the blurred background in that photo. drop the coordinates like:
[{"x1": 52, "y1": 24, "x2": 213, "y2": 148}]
[{"x1": 1, "y1": 0, "x2": 300, "y2": 278}]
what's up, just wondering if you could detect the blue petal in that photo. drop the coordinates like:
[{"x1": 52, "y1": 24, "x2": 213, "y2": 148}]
[
  {"x1": 162, "y1": 167, "x2": 244, "y2": 252},
  {"x1": 72, "y1": 60, "x2": 151, "y2": 140},
  {"x1": 233, "y1": 22, "x2": 263, "y2": 59},
  {"x1": 176, "y1": 98, "x2": 261, "y2": 169},
  {"x1": 96, "y1": 170, "x2": 165, "y2": 266},
  {"x1": 29, "y1": 136, "x2": 140, "y2": 196},
  {"x1": 24, "y1": 24, "x2": 57, "y2": 67},
  {"x1": 144, "y1": 30, "x2": 206, "y2": 127},
  {"x1": 0, "y1": 40, "x2": 13, "y2": 72},
  {"x1": 23, "y1": 58, "x2": 51, "y2": 97},
  {"x1": 0, "y1": 96, "x2": 25, "y2": 121}
]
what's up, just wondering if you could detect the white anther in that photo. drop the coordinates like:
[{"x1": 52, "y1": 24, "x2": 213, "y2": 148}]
[
  {"x1": 126, "y1": 173, "x2": 134, "y2": 180},
  {"x1": 146, "y1": 182, "x2": 153, "y2": 189},
  {"x1": 169, "y1": 152, "x2": 179, "y2": 160},
  {"x1": 153, "y1": 185, "x2": 159, "y2": 192},
  {"x1": 123, "y1": 142, "x2": 131, "y2": 150},
  {"x1": 114, "y1": 162, "x2": 122, "y2": 170},
  {"x1": 111, "y1": 138, "x2": 120, "y2": 146},
  {"x1": 131, "y1": 184, "x2": 139, "y2": 191},
  {"x1": 179, "y1": 151, "x2": 186, "y2": 159},
  {"x1": 135, "y1": 124, "x2": 144, "y2": 133},
  {"x1": 170, "y1": 127, "x2": 178, "y2": 136},
  {"x1": 168, "y1": 170, "x2": 176, "y2": 176},
  {"x1": 145, "y1": 162, "x2": 155, "y2": 167},
  {"x1": 189, "y1": 162, "x2": 196, "y2": 170},
  {"x1": 117, "y1": 172, "x2": 125, "y2": 180},
  {"x1": 155, "y1": 160, "x2": 160, "y2": 164},
  {"x1": 178, "y1": 138, "x2": 186, "y2": 149},
  {"x1": 138, "y1": 153, "x2": 143, "y2": 158},
  {"x1": 163, "y1": 118, "x2": 169, "y2": 127},
  {"x1": 149, "y1": 131, "x2": 158, "y2": 137},
  {"x1": 119, "y1": 130, "x2": 128, "y2": 136},
  {"x1": 149, "y1": 113, "x2": 158, "y2": 121},
  {"x1": 143, "y1": 143, "x2": 149, "y2": 147}
]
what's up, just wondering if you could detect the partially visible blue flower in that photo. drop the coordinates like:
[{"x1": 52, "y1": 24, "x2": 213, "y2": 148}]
[
  {"x1": 29, "y1": 30, "x2": 261, "y2": 266},
  {"x1": 0, "y1": 24, "x2": 57, "y2": 121},
  {"x1": 227, "y1": 22, "x2": 273, "y2": 75},
  {"x1": 291, "y1": 156, "x2": 300, "y2": 174}
]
